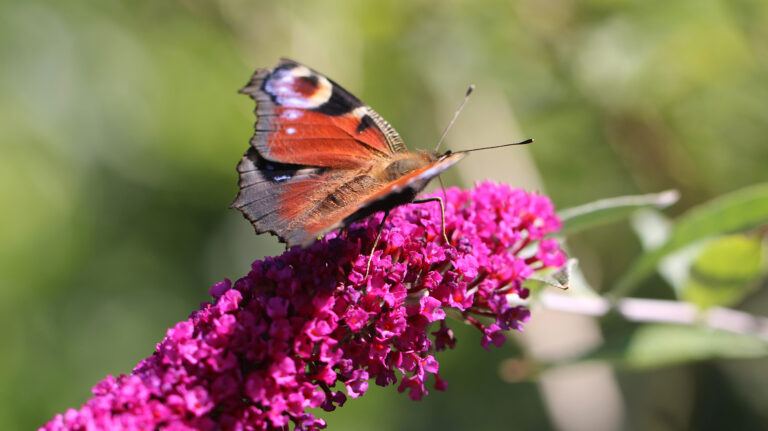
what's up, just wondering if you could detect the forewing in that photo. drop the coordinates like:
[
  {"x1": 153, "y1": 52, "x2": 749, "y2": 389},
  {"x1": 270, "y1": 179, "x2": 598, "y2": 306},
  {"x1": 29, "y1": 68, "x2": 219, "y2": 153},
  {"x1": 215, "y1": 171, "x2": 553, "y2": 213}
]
[
  {"x1": 302, "y1": 152, "x2": 468, "y2": 241},
  {"x1": 363, "y1": 152, "x2": 467, "y2": 203},
  {"x1": 240, "y1": 58, "x2": 405, "y2": 168}
]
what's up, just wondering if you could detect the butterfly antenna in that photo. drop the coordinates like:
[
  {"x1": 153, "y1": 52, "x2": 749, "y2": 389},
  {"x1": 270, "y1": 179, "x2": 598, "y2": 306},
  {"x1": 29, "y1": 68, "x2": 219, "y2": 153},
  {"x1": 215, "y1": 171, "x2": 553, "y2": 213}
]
[
  {"x1": 458, "y1": 138, "x2": 534, "y2": 153},
  {"x1": 434, "y1": 84, "x2": 475, "y2": 153}
]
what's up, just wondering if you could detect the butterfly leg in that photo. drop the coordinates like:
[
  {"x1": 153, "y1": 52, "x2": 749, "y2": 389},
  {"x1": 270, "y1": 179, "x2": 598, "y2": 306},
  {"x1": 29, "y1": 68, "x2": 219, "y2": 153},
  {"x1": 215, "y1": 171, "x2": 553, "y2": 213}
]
[
  {"x1": 412, "y1": 197, "x2": 449, "y2": 244},
  {"x1": 365, "y1": 210, "x2": 390, "y2": 277}
]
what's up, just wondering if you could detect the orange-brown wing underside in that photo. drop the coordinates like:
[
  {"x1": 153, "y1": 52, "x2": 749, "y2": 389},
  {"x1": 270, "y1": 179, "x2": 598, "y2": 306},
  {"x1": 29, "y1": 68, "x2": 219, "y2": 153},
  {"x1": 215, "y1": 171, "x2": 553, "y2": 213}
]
[
  {"x1": 232, "y1": 150, "x2": 465, "y2": 247},
  {"x1": 301, "y1": 152, "x2": 467, "y2": 243}
]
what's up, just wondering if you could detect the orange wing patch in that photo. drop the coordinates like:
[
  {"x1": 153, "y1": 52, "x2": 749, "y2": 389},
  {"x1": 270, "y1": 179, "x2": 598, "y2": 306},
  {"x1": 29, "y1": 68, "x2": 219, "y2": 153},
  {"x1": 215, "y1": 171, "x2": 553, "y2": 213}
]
[{"x1": 240, "y1": 58, "x2": 405, "y2": 168}]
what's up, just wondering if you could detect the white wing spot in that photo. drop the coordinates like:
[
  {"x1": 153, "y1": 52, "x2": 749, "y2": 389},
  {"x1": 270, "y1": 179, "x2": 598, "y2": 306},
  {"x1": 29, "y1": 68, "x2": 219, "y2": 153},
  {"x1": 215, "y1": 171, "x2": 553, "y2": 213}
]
[
  {"x1": 286, "y1": 127, "x2": 296, "y2": 135},
  {"x1": 350, "y1": 106, "x2": 368, "y2": 119},
  {"x1": 282, "y1": 109, "x2": 302, "y2": 120}
]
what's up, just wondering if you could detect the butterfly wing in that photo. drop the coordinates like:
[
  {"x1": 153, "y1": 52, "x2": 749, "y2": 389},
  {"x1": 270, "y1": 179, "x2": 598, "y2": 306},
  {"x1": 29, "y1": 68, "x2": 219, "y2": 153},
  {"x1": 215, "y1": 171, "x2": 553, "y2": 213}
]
[
  {"x1": 231, "y1": 148, "x2": 336, "y2": 246},
  {"x1": 232, "y1": 59, "x2": 466, "y2": 247},
  {"x1": 239, "y1": 58, "x2": 405, "y2": 168},
  {"x1": 301, "y1": 151, "x2": 467, "y2": 240},
  {"x1": 232, "y1": 149, "x2": 466, "y2": 247}
]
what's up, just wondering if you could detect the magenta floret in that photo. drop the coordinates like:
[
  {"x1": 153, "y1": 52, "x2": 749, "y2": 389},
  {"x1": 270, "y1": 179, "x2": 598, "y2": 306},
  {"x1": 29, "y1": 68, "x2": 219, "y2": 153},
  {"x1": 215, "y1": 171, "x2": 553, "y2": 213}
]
[{"x1": 41, "y1": 181, "x2": 565, "y2": 431}]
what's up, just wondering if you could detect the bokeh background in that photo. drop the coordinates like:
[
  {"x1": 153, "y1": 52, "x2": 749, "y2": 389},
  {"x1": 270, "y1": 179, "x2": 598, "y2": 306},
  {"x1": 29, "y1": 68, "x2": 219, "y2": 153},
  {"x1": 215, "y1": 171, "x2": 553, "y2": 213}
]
[{"x1": 2, "y1": 0, "x2": 767, "y2": 429}]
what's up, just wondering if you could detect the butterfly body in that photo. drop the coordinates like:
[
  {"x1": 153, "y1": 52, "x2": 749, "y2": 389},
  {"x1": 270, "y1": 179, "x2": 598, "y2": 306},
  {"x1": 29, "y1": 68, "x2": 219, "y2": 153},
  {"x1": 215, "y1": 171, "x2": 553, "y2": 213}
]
[{"x1": 232, "y1": 59, "x2": 465, "y2": 247}]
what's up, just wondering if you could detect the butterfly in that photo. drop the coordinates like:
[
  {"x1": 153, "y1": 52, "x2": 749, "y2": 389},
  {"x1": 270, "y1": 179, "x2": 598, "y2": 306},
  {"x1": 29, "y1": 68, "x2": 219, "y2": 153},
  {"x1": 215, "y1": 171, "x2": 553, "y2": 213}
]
[{"x1": 231, "y1": 58, "x2": 468, "y2": 248}]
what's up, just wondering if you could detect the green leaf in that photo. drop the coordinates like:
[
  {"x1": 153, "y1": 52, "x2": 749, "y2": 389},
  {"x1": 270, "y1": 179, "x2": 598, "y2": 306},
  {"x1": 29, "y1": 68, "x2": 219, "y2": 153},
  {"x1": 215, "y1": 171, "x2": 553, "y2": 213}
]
[
  {"x1": 611, "y1": 183, "x2": 768, "y2": 299},
  {"x1": 683, "y1": 235, "x2": 767, "y2": 308},
  {"x1": 624, "y1": 324, "x2": 768, "y2": 369},
  {"x1": 558, "y1": 190, "x2": 679, "y2": 234}
]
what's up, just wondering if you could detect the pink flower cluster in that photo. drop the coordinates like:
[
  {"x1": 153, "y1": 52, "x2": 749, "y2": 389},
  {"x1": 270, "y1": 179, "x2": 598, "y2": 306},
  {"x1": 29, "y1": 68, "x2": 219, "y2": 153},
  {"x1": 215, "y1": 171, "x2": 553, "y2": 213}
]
[{"x1": 42, "y1": 181, "x2": 565, "y2": 431}]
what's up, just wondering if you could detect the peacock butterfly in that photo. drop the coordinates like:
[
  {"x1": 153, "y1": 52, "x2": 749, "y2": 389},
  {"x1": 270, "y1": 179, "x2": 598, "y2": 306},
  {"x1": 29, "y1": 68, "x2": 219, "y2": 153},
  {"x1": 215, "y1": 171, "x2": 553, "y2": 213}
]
[{"x1": 231, "y1": 58, "x2": 470, "y2": 247}]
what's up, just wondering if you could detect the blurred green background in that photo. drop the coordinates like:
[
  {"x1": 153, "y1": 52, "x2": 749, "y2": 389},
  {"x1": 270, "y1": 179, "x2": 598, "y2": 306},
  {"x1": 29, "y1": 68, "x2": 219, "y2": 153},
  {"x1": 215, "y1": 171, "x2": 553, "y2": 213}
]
[{"x1": 2, "y1": 0, "x2": 767, "y2": 429}]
